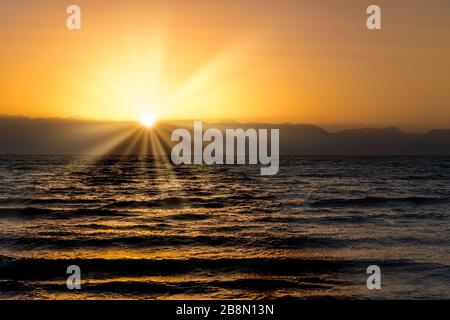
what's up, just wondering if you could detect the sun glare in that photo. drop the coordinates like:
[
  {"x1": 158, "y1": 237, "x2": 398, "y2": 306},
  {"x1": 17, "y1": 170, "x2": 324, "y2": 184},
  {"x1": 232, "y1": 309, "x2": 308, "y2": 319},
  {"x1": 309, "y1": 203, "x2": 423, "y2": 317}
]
[{"x1": 139, "y1": 114, "x2": 157, "y2": 128}]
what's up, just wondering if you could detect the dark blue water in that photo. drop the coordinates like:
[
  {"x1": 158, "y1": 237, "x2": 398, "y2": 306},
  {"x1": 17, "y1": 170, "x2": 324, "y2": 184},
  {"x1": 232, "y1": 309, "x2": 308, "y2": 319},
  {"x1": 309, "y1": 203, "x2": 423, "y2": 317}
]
[{"x1": 0, "y1": 155, "x2": 449, "y2": 299}]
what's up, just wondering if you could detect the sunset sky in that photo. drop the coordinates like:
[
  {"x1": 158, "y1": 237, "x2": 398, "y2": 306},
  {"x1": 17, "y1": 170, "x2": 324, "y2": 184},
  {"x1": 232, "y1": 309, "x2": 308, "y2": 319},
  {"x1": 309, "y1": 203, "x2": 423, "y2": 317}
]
[{"x1": 0, "y1": 0, "x2": 449, "y2": 130}]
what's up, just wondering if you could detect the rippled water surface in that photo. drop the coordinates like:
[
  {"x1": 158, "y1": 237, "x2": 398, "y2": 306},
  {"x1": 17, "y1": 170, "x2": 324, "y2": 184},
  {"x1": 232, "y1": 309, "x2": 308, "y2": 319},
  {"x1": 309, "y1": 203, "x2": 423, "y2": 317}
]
[{"x1": 0, "y1": 155, "x2": 449, "y2": 299}]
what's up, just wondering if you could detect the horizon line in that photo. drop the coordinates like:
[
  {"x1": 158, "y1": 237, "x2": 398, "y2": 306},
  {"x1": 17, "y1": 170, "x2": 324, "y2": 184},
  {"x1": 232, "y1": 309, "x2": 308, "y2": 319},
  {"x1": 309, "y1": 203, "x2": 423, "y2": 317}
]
[{"x1": 1, "y1": 114, "x2": 450, "y2": 134}]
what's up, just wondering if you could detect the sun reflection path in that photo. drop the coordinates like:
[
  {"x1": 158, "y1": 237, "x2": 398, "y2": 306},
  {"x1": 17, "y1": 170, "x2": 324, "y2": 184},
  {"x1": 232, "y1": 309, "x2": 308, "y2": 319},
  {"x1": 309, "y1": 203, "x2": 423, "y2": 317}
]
[
  {"x1": 42, "y1": 124, "x2": 140, "y2": 181},
  {"x1": 148, "y1": 126, "x2": 188, "y2": 200},
  {"x1": 62, "y1": 122, "x2": 188, "y2": 204}
]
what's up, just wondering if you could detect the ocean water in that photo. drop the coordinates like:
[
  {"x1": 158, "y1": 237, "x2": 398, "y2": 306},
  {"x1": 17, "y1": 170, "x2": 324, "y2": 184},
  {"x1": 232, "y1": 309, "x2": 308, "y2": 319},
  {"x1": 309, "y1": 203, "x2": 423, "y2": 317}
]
[{"x1": 0, "y1": 155, "x2": 449, "y2": 299}]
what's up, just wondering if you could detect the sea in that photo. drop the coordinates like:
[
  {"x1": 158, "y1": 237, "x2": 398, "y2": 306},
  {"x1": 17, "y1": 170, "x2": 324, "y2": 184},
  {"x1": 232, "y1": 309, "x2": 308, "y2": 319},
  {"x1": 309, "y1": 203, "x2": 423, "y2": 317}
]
[{"x1": 0, "y1": 155, "x2": 449, "y2": 299}]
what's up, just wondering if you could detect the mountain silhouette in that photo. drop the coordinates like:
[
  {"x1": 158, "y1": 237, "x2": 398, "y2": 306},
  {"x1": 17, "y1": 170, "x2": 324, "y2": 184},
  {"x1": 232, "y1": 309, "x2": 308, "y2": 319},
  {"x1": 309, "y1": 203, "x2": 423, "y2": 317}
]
[{"x1": 1, "y1": 116, "x2": 450, "y2": 155}]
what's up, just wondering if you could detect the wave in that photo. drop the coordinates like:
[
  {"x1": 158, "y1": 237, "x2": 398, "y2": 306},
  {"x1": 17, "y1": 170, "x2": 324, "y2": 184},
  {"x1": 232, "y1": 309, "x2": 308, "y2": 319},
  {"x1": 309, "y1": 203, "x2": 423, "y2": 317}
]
[
  {"x1": 0, "y1": 207, "x2": 132, "y2": 218},
  {"x1": 63, "y1": 280, "x2": 214, "y2": 295},
  {"x1": 209, "y1": 278, "x2": 327, "y2": 291},
  {"x1": 0, "y1": 207, "x2": 52, "y2": 217},
  {"x1": 77, "y1": 223, "x2": 169, "y2": 231},
  {"x1": 0, "y1": 234, "x2": 346, "y2": 249},
  {"x1": 103, "y1": 197, "x2": 185, "y2": 209},
  {"x1": 1, "y1": 255, "x2": 443, "y2": 281},
  {"x1": 225, "y1": 194, "x2": 276, "y2": 201},
  {"x1": 398, "y1": 174, "x2": 448, "y2": 180},
  {"x1": 0, "y1": 198, "x2": 99, "y2": 206},
  {"x1": 56, "y1": 278, "x2": 325, "y2": 295},
  {"x1": 102, "y1": 194, "x2": 274, "y2": 210},
  {"x1": 0, "y1": 278, "x2": 327, "y2": 296},
  {"x1": 169, "y1": 213, "x2": 210, "y2": 221},
  {"x1": 310, "y1": 196, "x2": 448, "y2": 208},
  {"x1": 5, "y1": 232, "x2": 446, "y2": 251}
]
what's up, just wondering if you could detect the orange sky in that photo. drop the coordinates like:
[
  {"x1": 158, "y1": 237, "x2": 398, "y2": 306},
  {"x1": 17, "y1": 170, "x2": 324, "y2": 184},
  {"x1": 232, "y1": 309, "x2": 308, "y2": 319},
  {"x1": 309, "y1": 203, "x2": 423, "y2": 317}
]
[{"x1": 0, "y1": 0, "x2": 449, "y2": 130}]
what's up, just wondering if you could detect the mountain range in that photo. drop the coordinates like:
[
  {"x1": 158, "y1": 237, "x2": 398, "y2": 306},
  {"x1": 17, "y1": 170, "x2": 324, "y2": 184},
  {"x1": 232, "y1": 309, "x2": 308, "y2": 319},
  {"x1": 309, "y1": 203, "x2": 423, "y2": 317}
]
[{"x1": 1, "y1": 116, "x2": 450, "y2": 155}]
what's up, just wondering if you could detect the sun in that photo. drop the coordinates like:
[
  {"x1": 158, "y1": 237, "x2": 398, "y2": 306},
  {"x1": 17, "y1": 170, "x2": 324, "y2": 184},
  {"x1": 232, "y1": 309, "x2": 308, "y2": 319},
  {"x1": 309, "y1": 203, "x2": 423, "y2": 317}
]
[{"x1": 139, "y1": 113, "x2": 157, "y2": 128}]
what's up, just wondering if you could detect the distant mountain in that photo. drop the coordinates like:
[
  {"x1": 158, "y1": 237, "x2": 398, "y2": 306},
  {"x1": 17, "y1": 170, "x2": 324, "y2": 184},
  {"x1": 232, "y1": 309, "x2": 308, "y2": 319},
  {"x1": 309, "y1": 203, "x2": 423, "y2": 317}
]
[
  {"x1": 335, "y1": 127, "x2": 404, "y2": 137},
  {"x1": 0, "y1": 116, "x2": 450, "y2": 155}
]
